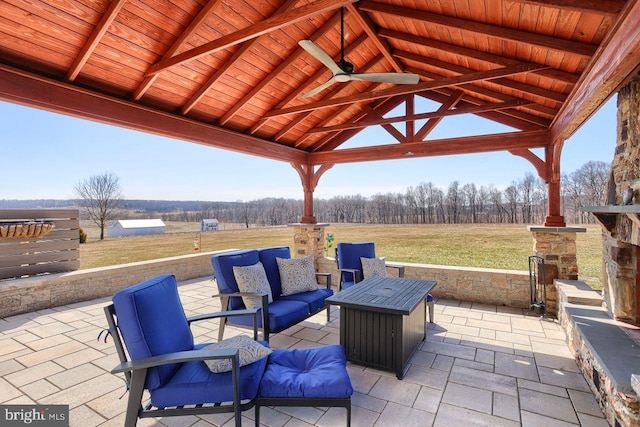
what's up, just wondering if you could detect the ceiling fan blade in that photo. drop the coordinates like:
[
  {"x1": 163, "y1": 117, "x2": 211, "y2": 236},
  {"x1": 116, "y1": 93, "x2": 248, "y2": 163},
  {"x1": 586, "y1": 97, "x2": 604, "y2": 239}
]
[
  {"x1": 298, "y1": 40, "x2": 343, "y2": 75},
  {"x1": 349, "y1": 72, "x2": 420, "y2": 85},
  {"x1": 302, "y1": 76, "x2": 338, "y2": 98}
]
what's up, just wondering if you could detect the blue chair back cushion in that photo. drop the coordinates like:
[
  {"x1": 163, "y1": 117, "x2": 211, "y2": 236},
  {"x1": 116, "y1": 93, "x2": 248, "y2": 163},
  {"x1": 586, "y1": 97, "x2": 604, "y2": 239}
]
[
  {"x1": 257, "y1": 246, "x2": 291, "y2": 297},
  {"x1": 112, "y1": 274, "x2": 194, "y2": 390},
  {"x1": 259, "y1": 345, "x2": 353, "y2": 398},
  {"x1": 336, "y1": 242, "x2": 375, "y2": 288},
  {"x1": 212, "y1": 249, "x2": 260, "y2": 310}
]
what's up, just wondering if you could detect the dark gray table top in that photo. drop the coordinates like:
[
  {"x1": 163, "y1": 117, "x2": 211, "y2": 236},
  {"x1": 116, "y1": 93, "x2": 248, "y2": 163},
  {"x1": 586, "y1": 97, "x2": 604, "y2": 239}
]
[{"x1": 326, "y1": 276, "x2": 436, "y2": 315}]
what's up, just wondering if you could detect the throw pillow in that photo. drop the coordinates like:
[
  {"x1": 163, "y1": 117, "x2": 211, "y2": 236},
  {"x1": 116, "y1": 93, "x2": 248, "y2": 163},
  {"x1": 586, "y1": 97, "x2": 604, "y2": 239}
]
[
  {"x1": 203, "y1": 335, "x2": 272, "y2": 373},
  {"x1": 361, "y1": 257, "x2": 387, "y2": 279},
  {"x1": 276, "y1": 255, "x2": 318, "y2": 296},
  {"x1": 233, "y1": 262, "x2": 273, "y2": 310}
]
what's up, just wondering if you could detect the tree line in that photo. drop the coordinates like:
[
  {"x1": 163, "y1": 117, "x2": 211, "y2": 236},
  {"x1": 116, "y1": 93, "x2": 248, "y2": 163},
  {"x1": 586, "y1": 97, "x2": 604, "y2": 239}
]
[{"x1": 164, "y1": 160, "x2": 609, "y2": 226}]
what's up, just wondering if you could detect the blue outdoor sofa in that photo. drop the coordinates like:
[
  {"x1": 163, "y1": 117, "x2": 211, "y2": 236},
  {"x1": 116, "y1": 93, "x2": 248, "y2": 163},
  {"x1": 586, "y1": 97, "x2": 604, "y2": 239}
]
[{"x1": 212, "y1": 246, "x2": 333, "y2": 342}]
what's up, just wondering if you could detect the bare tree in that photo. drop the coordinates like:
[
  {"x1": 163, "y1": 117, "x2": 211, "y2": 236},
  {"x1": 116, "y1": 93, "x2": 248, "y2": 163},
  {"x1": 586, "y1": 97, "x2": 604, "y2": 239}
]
[{"x1": 74, "y1": 172, "x2": 123, "y2": 240}]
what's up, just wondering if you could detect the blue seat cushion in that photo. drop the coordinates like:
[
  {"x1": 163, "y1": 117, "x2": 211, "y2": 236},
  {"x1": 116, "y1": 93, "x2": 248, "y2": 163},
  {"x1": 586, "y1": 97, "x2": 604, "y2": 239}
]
[
  {"x1": 259, "y1": 345, "x2": 353, "y2": 399},
  {"x1": 150, "y1": 343, "x2": 267, "y2": 408},
  {"x1": 112, "y1": 274, "x2": 194, "y2": 390},
  {"x1": 280, "y1": 288, "x2": 333, "y2": 313},
  {"x1": 341, "y1": 280, "x2": 356, "y2": 290},
  {"x1": 227, "y1": 299, "x2": 310, "y2": 332}
]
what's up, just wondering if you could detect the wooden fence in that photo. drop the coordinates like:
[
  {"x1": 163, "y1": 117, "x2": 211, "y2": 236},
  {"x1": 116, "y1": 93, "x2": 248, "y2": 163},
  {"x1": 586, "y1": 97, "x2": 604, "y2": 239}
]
[{"x1": 0, "y1": 209, "x2": 80, "y2": 280}]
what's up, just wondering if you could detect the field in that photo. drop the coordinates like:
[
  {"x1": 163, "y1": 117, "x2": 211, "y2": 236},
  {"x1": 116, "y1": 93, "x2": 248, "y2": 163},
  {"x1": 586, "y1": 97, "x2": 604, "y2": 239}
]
[{"x1": 79, "y1": 221, "x2": 603, "y2": 287}]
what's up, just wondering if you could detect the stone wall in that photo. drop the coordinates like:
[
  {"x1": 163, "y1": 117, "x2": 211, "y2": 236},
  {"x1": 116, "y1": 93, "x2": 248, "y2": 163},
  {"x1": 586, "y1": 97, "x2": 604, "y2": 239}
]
[
  {"x1": 318, "y1": 257, "x2": 530, "y2": 308},
  {"x1": 1, "y1": 251, "x2": 531, "y2": 318},
  {"x1": 0, "y1": 249, "x2": 231, "y2": 318}
]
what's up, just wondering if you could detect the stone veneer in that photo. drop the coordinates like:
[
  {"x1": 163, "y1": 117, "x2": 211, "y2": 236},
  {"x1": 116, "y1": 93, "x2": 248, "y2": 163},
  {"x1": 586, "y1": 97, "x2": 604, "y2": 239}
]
[
  {"x1": 289, "y1": 223, "x2": 330, "y2": 270},
  {"x1": 529, "y1": 226, "x2": 585, "y2": 315},
  {"x1": 599, "y1": 71, "x2": 640, "y2": 323}
]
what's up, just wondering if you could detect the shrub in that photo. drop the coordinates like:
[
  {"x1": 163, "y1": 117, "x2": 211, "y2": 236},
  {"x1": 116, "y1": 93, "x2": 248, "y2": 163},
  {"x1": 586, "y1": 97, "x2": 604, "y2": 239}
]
[{"x1": 79, "y1": 228, "x2": 87, "y2": 244}]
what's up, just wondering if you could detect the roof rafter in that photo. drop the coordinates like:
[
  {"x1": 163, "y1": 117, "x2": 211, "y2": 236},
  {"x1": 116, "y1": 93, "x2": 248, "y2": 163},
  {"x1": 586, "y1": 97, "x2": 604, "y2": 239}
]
[
  {"x1": 378, "y1": 28, "x2": 579, "y2": 85},
  {"x1": 66, "y1": 0, "x2": 127, "y2": 81},
  {"x1": 395, "y1": 50, "x2": 567, "y2": 105},
  {"x1": 507, "y1": 0, "x2": 626, "y2": 16},
  {"x1": 346, "y1": 3, "x2": 403, "y2": 73},
  {"x1": 145, "y1": 0, "x2": 358, "y2": 77},
  {"x1": 358, "y1": 0, "x2": 598, "y2": 58},
  {"x1": 134, "y1": 0, "x2": 225, "y2": 101},
  {"x1": 266, "y1": 62, "x2": 548, "y2": 118},
  {"x1": 184, "y1": 0, "x2": 300, "y2": 118},
  {"x1": 222, "y1": 11, "x2": 343, "y2": 127}
]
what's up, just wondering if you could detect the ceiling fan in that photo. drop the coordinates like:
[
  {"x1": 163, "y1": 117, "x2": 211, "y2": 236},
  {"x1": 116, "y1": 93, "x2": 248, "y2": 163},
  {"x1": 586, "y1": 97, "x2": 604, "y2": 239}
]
[{"x1": 298, "y1": 7, "x2": 420, "y2": 98}]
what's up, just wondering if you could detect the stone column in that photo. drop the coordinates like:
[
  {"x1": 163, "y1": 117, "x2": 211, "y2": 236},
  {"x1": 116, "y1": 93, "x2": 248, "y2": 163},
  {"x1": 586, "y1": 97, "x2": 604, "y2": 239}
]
[
  {"x1": 289, "y1": 223, "x2": 330, "y2": 269},
  {"x1": 529, "y1": 226, "x2": 586, "y2": 314}
]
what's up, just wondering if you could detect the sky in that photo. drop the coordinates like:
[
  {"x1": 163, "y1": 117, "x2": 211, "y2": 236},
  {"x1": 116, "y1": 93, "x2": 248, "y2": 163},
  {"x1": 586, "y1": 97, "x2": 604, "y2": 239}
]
[{"x1": 0, "y1": 95, "x2": 617, "y2": 202}]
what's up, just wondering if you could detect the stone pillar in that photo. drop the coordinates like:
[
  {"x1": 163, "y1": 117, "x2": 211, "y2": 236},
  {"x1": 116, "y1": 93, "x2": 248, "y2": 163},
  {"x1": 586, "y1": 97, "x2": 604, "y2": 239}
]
[
  {"x1": 289, "y1": 223, "x2": 330, "y2": 269},
  {"x1": 529, "y1": 226, "x2": 586, "y2": 314}
]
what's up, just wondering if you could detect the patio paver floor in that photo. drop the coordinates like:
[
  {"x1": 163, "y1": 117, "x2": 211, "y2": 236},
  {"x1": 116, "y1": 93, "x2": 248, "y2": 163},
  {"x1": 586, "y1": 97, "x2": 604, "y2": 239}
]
[{"x1": 0, "y1": 277, "x2": 609, "y2": 427}]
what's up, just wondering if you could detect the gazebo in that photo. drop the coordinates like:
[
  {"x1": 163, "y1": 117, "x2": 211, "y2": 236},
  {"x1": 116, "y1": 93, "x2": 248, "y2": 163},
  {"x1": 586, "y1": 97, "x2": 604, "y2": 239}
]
[{"x1": 1, "y1": 0, "x2": 638, "y2": 227}]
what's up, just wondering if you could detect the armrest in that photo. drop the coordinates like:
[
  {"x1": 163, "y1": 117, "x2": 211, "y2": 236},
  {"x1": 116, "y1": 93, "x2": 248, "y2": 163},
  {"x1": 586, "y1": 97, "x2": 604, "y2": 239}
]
[
  {"x1": 338, "y1": 268, "x2": 362, "y2": 283},
  {"x1": 212, "y1": 292, "x2": 270, "y2": 344},
  {"x1": 111, "y1": 347, "x2": 239, "y2": 375},
  {"x1": 315, "y1": 272, "x2": 332, "y2": 289},
  {"x1": 188, "y1": 309, "x2": 260, "y2": 339},
  {"x1": 385, "y1": 264, "x2": 405, "y2": 278}
]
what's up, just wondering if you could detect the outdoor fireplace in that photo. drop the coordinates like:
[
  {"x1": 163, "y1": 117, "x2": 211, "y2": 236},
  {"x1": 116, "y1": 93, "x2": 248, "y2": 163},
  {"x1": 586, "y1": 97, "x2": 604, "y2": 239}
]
[{"x1": 583, "y1": 72, "x2": 640, "y2": 325}]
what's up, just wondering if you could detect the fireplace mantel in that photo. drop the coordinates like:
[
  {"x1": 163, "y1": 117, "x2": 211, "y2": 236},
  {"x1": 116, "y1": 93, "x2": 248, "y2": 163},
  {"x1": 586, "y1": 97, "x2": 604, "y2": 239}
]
[{"x1": 582, "y1": 205, "x2": 640, "y2": 232}]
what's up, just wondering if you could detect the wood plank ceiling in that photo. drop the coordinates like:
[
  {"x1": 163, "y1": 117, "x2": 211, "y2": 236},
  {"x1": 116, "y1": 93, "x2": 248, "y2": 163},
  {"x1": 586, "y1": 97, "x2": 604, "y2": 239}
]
[{"x1": 1, "y1": 0, "x2": 639, "y2": 178}]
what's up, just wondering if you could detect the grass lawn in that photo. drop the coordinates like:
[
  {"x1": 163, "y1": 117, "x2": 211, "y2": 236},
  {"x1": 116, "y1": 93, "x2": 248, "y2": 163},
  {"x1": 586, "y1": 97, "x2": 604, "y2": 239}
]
[{"x1": 80, "y1": 222, "x2": 603, "y2": 287}]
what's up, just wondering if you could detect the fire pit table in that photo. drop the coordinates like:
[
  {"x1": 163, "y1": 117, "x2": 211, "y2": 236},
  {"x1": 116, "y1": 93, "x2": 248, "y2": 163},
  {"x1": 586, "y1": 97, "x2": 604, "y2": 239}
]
[{"x1": 326, "y1": 276, "x2": 436, "y2": 379}]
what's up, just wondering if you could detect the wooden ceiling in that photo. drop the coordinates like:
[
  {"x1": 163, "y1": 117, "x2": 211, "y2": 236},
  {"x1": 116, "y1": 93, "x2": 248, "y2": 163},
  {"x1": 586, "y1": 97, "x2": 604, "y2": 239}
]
[{"x1": 1, "y1": 0, "x2": 639, "y2": 170}]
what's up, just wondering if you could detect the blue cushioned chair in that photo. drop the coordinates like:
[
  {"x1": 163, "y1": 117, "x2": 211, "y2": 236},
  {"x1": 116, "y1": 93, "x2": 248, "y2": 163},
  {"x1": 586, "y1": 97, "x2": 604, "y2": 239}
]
[
  {"x1": 335, "y1": 242, "x2": 406, "y2": 290},
  {"x1": 102, "y1": 274, "x2": 268, "y2": 427},
  {"x1": 336, "y1": 242, "x2": 434, "y2": 322}
]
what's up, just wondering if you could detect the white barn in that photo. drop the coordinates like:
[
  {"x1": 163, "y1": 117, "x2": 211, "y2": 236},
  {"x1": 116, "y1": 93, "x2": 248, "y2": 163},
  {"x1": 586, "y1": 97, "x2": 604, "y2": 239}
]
[
  {"x1": 200, "y1": 219, "x2": 219, "y2": 231},
  {"x1": 108, "y1": 219, "x2": 166, "y2": 237}
]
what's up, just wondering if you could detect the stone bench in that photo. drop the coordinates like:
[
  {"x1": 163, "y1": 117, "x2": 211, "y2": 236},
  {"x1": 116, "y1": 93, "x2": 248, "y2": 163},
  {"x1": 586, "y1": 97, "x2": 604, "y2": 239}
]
[{"x1": 563, "y1": 303, "x2": 640, "y2": 426}]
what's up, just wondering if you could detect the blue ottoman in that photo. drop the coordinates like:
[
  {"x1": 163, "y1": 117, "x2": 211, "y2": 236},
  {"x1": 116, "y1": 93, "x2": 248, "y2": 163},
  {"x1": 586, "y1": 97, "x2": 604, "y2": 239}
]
[{"x1": 255, "y1": 345, "x2": 353, "y2": 426}]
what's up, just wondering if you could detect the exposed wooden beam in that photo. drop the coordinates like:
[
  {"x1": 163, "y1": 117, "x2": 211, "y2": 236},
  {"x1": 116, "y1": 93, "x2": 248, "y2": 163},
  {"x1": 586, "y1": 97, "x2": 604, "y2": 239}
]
[
  {"x1": 309, "y1": 130, "x2": 550, "y2": 164},
  {"x1": 275, "y1": 49, "x2": 383, "y2": 144},
  {"x1": 395, "y1": 50, "x2": 566, "y2": 105},
  {"x1": 0, "y1": 65, "x2": 307, "y2": 164},
  {"x1": 248, "y1": 17, "x2": 362, "y2": 136},
  {"x1": 550, "y1": 0, "x2": 640, "y2": 142},
  {"x1": 378, "y1": 28, "x2": 579, "y2": 85},
  {"x1": 406, "y1": 66, "x2": 559, "y2": 121},
  {"x1": 415, "y1": 90, "x2": 465, "y2": 141},
  {"x1": 145, "y1": 0, "x2": 358, "y2": 77},
  {"x1": 306, "y1": 99, "x2": 534, "y2": 134},
  {"x1": 358, "y1": 1, "x2": 597, "y2": 58},
  {"x1": 346, "y1": 4, "x2": 403, "y2": 73},
  {"x1": 66, "y1": 0, "x2": 127, "y2": 82},
  {"x1": 266, "y1": 63, "x2": 547, "y2": 117},
  {"x1": 203, "y1": 0, "x2": 301, "y2": 122},
  {"x1": 507, "y1": 0, "x2": 626, "y2": 16},
  {"x1": 134, "y1": 0, "x2": 224, "y2": 101},
  {"x1": 182, "y1": 42, "x2": 253, "y2": 116}
]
